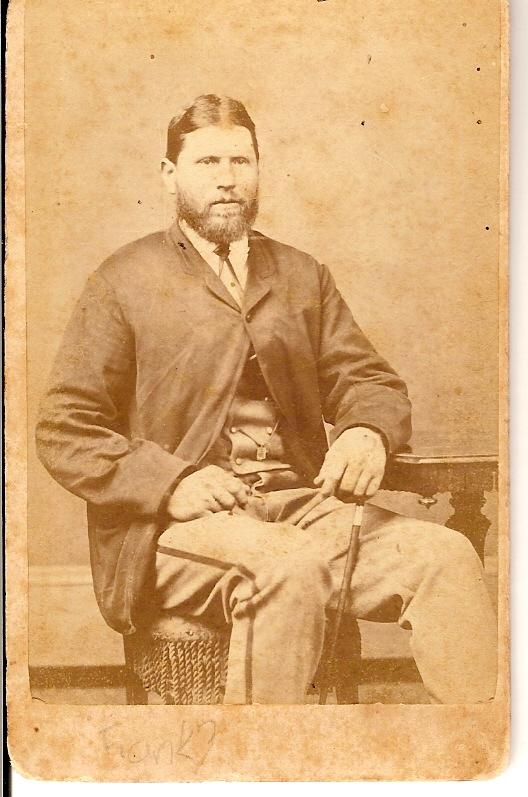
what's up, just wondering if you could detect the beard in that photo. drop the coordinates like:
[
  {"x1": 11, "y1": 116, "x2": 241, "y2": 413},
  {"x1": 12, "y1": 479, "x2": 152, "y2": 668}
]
[{"x1": 176, "y1": 188, "x2": 259, "y2": 245}]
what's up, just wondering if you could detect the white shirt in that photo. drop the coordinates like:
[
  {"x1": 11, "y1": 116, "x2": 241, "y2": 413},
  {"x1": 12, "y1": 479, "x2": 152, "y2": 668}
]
[{"x1": 179, "y1": 220, "x2": 249, "y2": 302}]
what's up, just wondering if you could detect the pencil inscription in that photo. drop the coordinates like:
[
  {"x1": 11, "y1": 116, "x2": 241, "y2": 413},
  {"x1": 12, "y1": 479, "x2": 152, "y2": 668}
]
[{"x1": 100, "y1": 719, "x2": 216, "y2": 769}]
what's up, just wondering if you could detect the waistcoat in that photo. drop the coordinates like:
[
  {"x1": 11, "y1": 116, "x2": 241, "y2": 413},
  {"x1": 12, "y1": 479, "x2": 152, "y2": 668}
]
[{"x1": 203, "y1": 346, "x2": 307, "y2": 492}]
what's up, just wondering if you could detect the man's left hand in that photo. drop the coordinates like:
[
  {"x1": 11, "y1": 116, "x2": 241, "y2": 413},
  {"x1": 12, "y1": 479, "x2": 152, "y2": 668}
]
[{"x1": 314, "y1": 426, "x2": 387, "y2": 499}]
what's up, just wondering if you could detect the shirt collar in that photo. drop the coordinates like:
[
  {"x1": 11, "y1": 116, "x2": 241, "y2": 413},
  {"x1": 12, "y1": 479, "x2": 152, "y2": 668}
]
[{"x1": 178, "y1": 219, "x2": 249, "y2": 269}]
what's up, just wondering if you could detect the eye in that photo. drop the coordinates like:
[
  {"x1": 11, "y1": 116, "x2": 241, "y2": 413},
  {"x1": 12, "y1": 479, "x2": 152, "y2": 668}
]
[
  {"x1": 232, "y1": 157, "x2": 250, "y2": 165},
  {"x1": 197, "y1": 157, "x2": 219, "y2": 165}
]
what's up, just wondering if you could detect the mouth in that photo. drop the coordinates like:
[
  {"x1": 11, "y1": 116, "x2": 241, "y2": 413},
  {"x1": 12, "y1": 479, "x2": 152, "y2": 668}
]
[{"x1": 212, "y1": 199, "x2": 242, "y2": 206}]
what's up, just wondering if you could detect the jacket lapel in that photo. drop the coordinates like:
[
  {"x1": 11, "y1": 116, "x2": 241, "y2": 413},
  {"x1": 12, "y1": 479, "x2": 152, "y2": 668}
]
[
  {"x1": 167, "y1": 223, "x2": 240, "y2": 313},
  {"x1": 168, "y1": 224, "x2": 277, "y2": 315},
  {"x1": 243, "y1": 233, "x2": 276, "y2": 314}
]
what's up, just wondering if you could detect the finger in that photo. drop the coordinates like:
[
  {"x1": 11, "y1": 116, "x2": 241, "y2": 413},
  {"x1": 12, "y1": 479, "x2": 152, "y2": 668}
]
[
  {"x1": 211, "y1": 487, "x2": 237, "y2": 509},
  {"x1": 224, "y1": 475, "x2": 250, "y2": 496},
  {"x1": 339, "y1": 464, "x2": 362, "y2": 496},
  {"x1": 223, "y1": 480, "x2": 249, "y2": 506},
  {"x1": 233, "y1": 488, "x2": 249, "y2": 507},
  {"x1": 222, "y1": 473, "x2": 245, "y2": 488},
  {"x1": 318, "y1": 451, "x2": 346, "y2": 475},
  {"x1": 317, "y1": 474, "x2": 342, "y2": 497},
  {"x1": 351, "y1": 468, "x2": 371, "y2": 498},
  {"x1": 315, "y1": 458, "x2": 347, "y2": 496},
  {"x1": 204, "y1": 496, "x2": 223, "y2": 513},
  {"x1": 364, "y1": 474, "x2": 383, "y2": 498}
]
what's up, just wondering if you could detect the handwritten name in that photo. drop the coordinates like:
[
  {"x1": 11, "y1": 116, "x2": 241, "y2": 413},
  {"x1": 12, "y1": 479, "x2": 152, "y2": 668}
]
[{"x1": 100, "y1": 719, "x2": 216, "y2": 769}]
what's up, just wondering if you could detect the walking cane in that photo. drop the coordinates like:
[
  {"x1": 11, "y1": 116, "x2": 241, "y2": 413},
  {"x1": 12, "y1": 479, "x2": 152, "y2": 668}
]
[{"x1": 319, "y1": 500, "x2": 365, "y2": 705}]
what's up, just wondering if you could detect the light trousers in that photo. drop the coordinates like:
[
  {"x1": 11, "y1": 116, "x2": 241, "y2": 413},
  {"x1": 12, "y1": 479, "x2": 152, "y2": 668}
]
[{"x1": 154, "y1": 488, "x2": 497, "y2": 704}]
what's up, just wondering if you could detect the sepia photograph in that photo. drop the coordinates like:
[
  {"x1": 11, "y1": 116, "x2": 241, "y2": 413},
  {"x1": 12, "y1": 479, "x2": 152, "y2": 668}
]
[{"x1": 7, "y1": 0, "x2": 509, "y2": 781}]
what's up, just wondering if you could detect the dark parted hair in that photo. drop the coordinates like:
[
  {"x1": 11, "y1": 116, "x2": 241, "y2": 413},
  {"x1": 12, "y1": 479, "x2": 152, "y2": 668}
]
[{"x1": 166, "y1": 94, "x2": 259, "y2": 164}]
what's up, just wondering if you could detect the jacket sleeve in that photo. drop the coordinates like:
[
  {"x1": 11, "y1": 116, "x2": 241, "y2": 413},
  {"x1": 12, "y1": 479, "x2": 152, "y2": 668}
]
[
  {"x1": 316, "y1": 263, "x2": 412, "y2": 453},
  {"x1": 35, "y1": 271, "x2": 194, "y2": 516}
]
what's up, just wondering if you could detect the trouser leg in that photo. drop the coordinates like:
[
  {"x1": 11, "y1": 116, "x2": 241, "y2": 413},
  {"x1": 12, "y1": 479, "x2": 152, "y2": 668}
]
[
  {"x1": 223, "y1": 551, "x2": 332, "y2": 703},
  {"x1": 154, "y1": 511, "x2": 332, "y2": 704},
  {"x1": 154, "y1": 493, "x2": 497, "y2": 705},
  {"x1": 301, "y1": 501, "x2": 498, "y2": 704}
]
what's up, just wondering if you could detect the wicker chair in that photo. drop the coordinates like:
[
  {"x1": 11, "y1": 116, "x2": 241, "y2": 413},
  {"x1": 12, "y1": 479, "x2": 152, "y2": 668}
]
[{"x1": 123, "y1": 611, "x2": 362, "y2": 705}]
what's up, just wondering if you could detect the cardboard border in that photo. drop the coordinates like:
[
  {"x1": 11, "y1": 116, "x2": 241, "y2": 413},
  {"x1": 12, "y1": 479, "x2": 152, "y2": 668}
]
[{"x1": 6, "y1": 0, "x2": 510, "y2": 781}]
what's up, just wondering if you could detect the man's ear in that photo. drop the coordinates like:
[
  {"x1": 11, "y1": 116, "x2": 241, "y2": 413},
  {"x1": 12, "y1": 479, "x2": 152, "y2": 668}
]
[{"x1": 160, "y1": 158, "x2": 177, "y2": 195}]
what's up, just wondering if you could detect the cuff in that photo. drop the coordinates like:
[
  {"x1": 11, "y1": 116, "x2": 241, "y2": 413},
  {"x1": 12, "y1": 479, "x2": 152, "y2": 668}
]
[
  {"x1": 329, "y1": 384, "x2": 412, "y2": 454},
  {"x1": 331, "y1": 424, "x2": 390, "y2": 454},
  {"x1": 158, "y1": 464, "x2": 197, "y2": 517}
]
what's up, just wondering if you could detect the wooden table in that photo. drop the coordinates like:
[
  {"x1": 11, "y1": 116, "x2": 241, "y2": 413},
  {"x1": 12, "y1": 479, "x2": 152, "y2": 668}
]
[{"x1": 381, "y1": 432, "x2": 498, "y2": 561}]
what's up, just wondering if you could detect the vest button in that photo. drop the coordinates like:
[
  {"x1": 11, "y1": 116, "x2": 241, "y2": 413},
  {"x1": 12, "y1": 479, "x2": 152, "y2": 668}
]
[
  {"x1": 245, "y1": 312, "x2": 252, "y2": 321},
  {"x1": 230, "y1": 426, "x2": 238, "y2": 434},
  {"x1": 266, "y1": 427, "x2": 273, "y2": 435},
  {"x1": 235, "y1": 457, "x2": 243, "y2": 465}
]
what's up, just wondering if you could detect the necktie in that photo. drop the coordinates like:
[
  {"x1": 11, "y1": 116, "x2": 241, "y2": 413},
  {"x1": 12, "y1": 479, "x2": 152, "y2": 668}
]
[{"x1": 214, "y1": 243, "x2": 244, "y2": 306}]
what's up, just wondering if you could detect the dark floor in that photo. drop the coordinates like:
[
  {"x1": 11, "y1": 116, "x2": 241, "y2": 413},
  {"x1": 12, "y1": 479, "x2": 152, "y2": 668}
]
[{"x1": 32, "y1": 679, "x2": 430, "y2": 705}]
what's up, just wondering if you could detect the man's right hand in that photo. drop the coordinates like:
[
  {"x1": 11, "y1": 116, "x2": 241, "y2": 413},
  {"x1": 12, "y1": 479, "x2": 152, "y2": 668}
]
[{"x1": 167, "y1": 465, "x2": 250, "y2": 521}]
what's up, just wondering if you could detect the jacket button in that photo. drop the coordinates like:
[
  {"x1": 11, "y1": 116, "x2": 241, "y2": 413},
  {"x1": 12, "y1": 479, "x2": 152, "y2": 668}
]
[
  {"x1": 235, "y1": 457, "x2": 243, "y2": 465},
  {"x1": 230, "y1": 426, "x2": 239, "y2": 434},
  {"x1": 266, "y1": 427, "x2": 273, "y2": 435}
]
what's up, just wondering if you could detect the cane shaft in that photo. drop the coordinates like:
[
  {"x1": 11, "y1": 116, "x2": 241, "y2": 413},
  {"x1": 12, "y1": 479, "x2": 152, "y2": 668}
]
[
  {"x1": 319, "y1": 503, "x2": 364, "y2": 705},
  {"x1": 328, "y1": 524, "x2": 361, "y2": 658}
]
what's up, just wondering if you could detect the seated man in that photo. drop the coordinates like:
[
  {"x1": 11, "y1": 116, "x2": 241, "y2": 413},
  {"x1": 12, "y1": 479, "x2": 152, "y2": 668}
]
[{"x1": 36, "y1": 94, "x2": 497, "y2": 705}]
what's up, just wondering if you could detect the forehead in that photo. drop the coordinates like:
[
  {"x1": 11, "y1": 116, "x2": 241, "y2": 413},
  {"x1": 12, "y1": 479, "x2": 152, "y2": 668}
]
[{"x1": 179, "y1": 124, "x2": 256, "y2": 160}]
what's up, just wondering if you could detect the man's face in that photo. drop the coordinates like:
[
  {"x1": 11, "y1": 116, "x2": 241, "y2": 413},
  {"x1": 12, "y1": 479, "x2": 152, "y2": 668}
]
[{"x1": 162, "y1": 124, "x2": 259, "y2": 244}]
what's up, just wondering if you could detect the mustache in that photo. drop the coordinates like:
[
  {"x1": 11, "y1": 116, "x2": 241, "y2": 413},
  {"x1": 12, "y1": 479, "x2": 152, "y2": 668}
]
[{"x1": 210, "y1": 197, "x2": 244, "y2": 205}]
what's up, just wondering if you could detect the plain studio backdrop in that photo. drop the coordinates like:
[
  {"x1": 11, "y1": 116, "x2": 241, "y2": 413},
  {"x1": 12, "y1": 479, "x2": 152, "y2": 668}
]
[{"x1": 25, "y1": 0, "x2": 501, "y2": 580}]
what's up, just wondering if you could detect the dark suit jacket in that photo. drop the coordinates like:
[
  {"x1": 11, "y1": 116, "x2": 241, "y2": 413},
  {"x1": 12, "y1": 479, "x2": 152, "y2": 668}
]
[{"x1": 36, "y1": 224, "x2": 412, "y2": 633}]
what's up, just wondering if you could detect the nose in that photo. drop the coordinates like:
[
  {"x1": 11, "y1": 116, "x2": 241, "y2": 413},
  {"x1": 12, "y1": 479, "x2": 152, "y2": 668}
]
[{"x1": 216, "y1": 159, "x2": 236, "y2": 190}]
